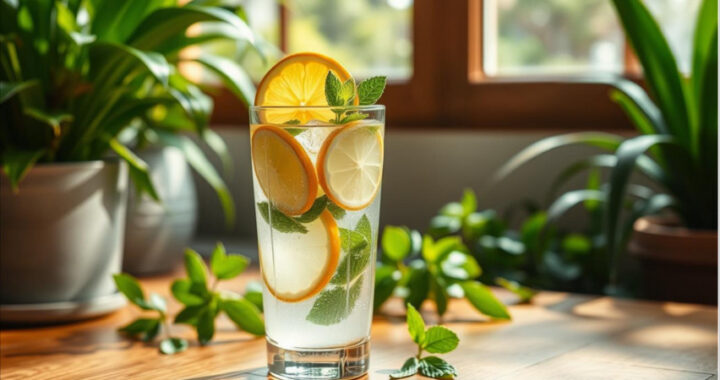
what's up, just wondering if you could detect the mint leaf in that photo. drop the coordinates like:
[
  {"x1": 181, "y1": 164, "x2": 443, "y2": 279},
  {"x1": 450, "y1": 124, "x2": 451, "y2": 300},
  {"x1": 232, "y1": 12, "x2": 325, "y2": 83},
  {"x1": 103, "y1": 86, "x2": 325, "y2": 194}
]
[
  {"x1": 143, "y1": 319, "x2": 162, "y2": 342},
  {"x1": 382, "y1": 226, "x2": 412, "y2": 262},
  {"x1": 149, "y1": 293, "x2": 167, "y2": 313},
  {"x1": 283, "y1": 119, "x2": 301, "y2": 125},
  {"x1": 431, "y1": 275, "x2": 449, "y2": 316},
  {"x1": 357, "y1": 76, "x2": 386, "y2": 105},
  {"x1": 285, "y1": 127, "x2": 306, "y2": 136},
  {"x1": 174, "y1": 304, "x2": 205, "y2": 326},
  {"x1": 495, "y1": 277, "x2": 536, "y2": 303},
  {"x1": 197, "y1": 306, "x2": 215, "y2": 345},
  {"x1": 374, "y1": 264, "x2": 399, "y2": 311},
  {"x1": 418, "y1": 356, "x2": 458, "y2": 379},
  {"x1": 244, "y1": 281, "x2": 264, "y2": 312},
  {"x1": 171, "y1": 279, "x2": 206, "y2": 306},
  {"x1": 327, "y1": 200, "x2": 346, "y2": 219},
  {"x1": 406, "y1": 303, "x2": 426, "y2": 345},
  {"x1": 439, "y1": 251, "x2": 481, "y2": 281},
  {"x1": 220, "y1": 298, "x2": 265, "y2": 336},
  {"x1": 390, "y1": 357, "x2": 419, "y2": 379},
  {"x1": 356, "y1": 214, "x2": 372, "y2": 242},
  {"x1": 330, "y1": 229, "x2": 369, "y2": 284},
  {"x1": 461, "y1": 281, "x2": 511, "y2": 320},
  {"x1": 294, "y1": 196, "x2": 328, "y2": 223},
  {"x1": 210, "y1": 243, "x2": 249, "y2": 280},
  {"x1": 119, "y1": 318, "x2": 159, "y2": 336},
  {"x1": 460, "y1": 188, "x2": 477, "y2": 216},
  {"x1": 306, "y1": 276, "x2": 363, "y2": 325},
  {"x1": 325, "y1": 71, "x2": 343, "y2": 106},
  {"x1": 113, "y1": 274, "x2": 150, "y2": 310},
  {"x1": 184, "y1": 249, "x2": 208, "y2": 287},
  {"x1": 339, "y1": 112, "x2": 368, "y2": 124},
  {"x1": 159, "y1": 337, "x2": 188, "y2": 355},
  {"x1": 405, "y1": 261, "x2": 430, "y2": 310},
  {"x1": 423, "y1": 326, "x2": 459, "y2": 354},
  {"x1": 340, "y1": 78, "x2": 356, "y2": 105},
  {"x1": 257, "y1": 202, "x2": 308, "y2": 233}
]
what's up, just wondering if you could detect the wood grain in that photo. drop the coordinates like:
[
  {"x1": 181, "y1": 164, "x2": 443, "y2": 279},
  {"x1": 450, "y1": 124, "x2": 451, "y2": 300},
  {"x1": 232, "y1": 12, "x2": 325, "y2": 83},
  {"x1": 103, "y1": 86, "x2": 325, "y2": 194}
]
[{"x1": 1, "y1": 270, "x2": 716, "y2": 380}]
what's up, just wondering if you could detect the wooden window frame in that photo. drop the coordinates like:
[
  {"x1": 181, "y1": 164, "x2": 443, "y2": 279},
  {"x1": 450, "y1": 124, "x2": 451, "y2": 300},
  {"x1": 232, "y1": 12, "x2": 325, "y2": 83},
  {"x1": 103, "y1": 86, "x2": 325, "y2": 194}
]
[{"x1": 211, "y1": 0, "x2": 641, "y2": 130}]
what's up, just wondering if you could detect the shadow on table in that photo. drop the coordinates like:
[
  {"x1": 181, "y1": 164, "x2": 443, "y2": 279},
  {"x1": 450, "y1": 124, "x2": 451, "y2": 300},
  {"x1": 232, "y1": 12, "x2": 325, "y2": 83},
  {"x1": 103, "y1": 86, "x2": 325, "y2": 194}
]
[
  {"x1": 2, "y1": 327, "x2": 133, "y2": 358},
  {"x1": 184, "y1": 368, "x2": 370, "y2": 380}
]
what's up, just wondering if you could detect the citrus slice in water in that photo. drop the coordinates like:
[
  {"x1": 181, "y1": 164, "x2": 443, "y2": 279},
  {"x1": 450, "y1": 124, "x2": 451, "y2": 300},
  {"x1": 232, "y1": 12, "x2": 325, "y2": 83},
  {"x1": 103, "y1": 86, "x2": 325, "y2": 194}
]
[
  {"x1": 317, "y1": 121, "x2": 384, "y2": 210},
  {"x1": 251, "y1": 125, "x2": 317, "y2": 215},
  {"x1": 254, "y1": 52, "x2": 356, "y2": 123},
  {"x1": 259, "y1": 210, "x2": 340, "y2": 302}
]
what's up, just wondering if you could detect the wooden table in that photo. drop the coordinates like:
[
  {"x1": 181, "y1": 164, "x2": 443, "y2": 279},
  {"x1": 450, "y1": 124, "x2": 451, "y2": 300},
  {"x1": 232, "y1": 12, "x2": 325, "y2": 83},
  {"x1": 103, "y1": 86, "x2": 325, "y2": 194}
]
[{"x1": 1, "y1": 270, "x2": 717, "y2": 379}]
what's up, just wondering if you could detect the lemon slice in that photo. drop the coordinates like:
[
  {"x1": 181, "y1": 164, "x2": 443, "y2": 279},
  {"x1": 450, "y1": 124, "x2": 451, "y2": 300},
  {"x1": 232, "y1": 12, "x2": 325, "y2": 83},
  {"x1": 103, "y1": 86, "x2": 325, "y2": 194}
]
[
  {"x1": 317, "y1": 121, "x2": 384, "y2": 210},
  {"x1": 254, "y1": 52, "x2": 356, "y2": 123},
  {"x1": 259, "y1": 210, "x2": 340, "y2": 302},
  {"x1": 251, "y1": 125, "x2": 317, "y2": 215}
]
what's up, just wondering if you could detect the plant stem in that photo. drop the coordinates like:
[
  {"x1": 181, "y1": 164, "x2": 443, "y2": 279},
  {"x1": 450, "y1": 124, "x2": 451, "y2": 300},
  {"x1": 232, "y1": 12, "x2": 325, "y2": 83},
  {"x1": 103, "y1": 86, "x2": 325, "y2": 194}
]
[
  {"x1": 416, "y1": 345, "x2": 423, "y2": 360},
  {"x1": 160, "y1": 312, "x2": 172, "y2": 339}
]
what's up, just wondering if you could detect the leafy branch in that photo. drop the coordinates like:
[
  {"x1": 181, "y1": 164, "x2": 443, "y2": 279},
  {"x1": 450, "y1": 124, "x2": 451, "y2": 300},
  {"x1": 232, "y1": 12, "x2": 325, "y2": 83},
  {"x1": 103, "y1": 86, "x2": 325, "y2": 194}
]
[
  {"x1": 114, "y1": 242, "x2": 264, "y2": 354},
  {"x1": 324, "y1": 71, "x2": 386, "y2": 124}
]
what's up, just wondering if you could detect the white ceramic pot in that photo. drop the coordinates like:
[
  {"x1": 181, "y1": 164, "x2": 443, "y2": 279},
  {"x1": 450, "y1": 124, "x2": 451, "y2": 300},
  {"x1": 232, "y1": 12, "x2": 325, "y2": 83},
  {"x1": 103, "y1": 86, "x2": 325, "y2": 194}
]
[
  {"x1": 122, "y1": 146, "x2": 197, "y2": 275},
  {"x1": 0, "y1": 160, "x2": 128, "y2": 306}
]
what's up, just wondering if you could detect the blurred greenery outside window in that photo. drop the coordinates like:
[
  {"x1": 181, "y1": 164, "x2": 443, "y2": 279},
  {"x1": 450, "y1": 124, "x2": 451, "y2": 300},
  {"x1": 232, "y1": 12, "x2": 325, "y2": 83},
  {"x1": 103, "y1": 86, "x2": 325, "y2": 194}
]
[{"x1": 484, "y1": 0, "x2": 701, "y2": 77}]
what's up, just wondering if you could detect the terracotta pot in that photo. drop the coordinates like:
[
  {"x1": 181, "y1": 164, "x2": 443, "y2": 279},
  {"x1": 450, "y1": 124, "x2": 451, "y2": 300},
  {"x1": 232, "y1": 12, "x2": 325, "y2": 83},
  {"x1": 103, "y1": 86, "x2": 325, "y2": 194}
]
[{"x1": 628, "y1": 216, "x2": 717, "y2": 304}]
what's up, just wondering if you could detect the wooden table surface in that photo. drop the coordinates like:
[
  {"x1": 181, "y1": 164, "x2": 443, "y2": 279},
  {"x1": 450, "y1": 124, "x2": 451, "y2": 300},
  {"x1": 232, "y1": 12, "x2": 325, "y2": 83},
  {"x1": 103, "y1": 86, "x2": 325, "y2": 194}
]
[{"x1": 1, "y1": 270, "x2": 717, "y2": 380}]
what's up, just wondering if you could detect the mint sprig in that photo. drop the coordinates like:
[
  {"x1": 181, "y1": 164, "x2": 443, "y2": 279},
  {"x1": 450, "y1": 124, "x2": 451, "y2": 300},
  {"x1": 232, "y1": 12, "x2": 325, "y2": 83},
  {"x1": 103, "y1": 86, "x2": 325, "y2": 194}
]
[
  {"x1": 257, "y1": 196, "x2": 346, "y2": 234},
  {"x1": 324, "y1": 71, "x2": 386, "y2": 124},
  {"x1": 114, "y1": 242, "x2": 265, "y2": 355},
  {"x1": 306, "y1": 215, "x2": 373, "y2": 325},
  {"x1": 390, "y1": 304, "x2": 459, "y2": 379}
]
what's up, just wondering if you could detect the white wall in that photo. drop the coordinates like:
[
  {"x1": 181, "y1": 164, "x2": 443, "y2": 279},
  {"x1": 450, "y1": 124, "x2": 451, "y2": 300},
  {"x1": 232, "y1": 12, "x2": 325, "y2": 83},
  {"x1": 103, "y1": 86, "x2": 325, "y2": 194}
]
[{"x1": 192, "y1": 127, "x2": 636, "y2": 240}]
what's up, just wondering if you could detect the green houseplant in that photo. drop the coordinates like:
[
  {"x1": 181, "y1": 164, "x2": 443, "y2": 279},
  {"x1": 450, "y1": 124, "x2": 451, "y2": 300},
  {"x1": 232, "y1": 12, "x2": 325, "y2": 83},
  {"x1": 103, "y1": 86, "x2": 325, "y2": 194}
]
[
  {"x1": 495, "y1": 0, "x2": 717, "y2": 301},
  {"x1": 0, "y1": 0, "x2": 265, "y2": 319}
]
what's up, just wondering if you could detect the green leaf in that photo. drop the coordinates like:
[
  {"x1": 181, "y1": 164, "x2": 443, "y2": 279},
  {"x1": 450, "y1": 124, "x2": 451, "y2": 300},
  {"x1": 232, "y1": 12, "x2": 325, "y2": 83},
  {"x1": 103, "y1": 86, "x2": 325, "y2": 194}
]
[
  {"x1": 294, "y1": 196, "x2": 328, "y2": 223},
  {"x1": 356, "y1": 214, "x2": 372, "y2": 243},
  {"x1": 196, "y1": 307, "x2": 215, "y2": 345},
  {"x1": 461, "y1": 281, "x2": 511, "y2": 320},
  {"x1": 1, "y1": 147, "x2": 45, "y2": 191},
  {"x1": 167, "y1": 74, "x2": 213, "y2": 133},
  {"x1": 244, "y1": 281, "x2": 264, "y2": 312},
  {"x1": 109, "y1": 139, "x2": 160, "y2": 201},
  {"x1": 418, "y1": 356, "x2": 458, "y2": 379},
  {"x1": 184, "y1": 248, "x2": 208, "y2": 287},
  {"x1": 201, "y1": 128, "x2": 233, "y2": 178},
  {"x1": 91, "y1": 42, "x2": 171, "y2": 86},
  {"x1": 423, "y1": 236, "x2": 464, "y2": 264},
  {"x1": 405, "y1": 261, "x2": 430, "y2": 310},
  {"x1": 171, "y1": 279, "x2": 206, "y2": 306},
  {"x1": 0, "y1": 80, "x2": 38, "y2": 104},
  {"x1": 113, "y1": 273, "x2": 148, "y2": 309},
  {"x1": 382, "y1": 226, "x2": 412, "y2": 262},
  {"x1": 357, "y1": 76, "x2": 387, "y2": 105},
  {"x1": 562, "y1": 234, "x2": 592, "y2": 255},
  {"x1": 220, "y1": 298, "x2": 265, "y2": 336},
  {"x1": 210, "y1": 243, "x2": 249, "y2": 280},
  {"x1": 155, "y1": 130, "x2": 235, "y2": 227},
  {"x1": 547, "y1": 190, "x2": 605, "y2": 222},
  {"x1": 460, "y1": 188, "x2": 477, "y2": 216},
  {"x1": 374, "y1": 264, "x2": 399, "y2": 311},
  {"x1": 428, "y1": 215, "x2": 462, "y2": 238},
  {"x1": 119, "y1": 318, "x2": 158, "y2": 336},
  {"x1": 159, "y1": 337, "x2": 188, "y2": 355},
  {"x1": 339, "y1": 112, "x2": 368, "y2": 124},
  {"x1": 324, "y1": 71, "x2": 343, "y2": 107},
  {"x1": 611, "y1": 0, "x2": 690, "y2": 148},
  {"x1": 174, "y1": 305, "x2": 205, "y2": 326},
  {"x1": 405, "y1": 303, "x2": 426, "y2": 345},
  {"x1": 148, "y1": 293, "x2": 167, "y2": 313},
  {"x1": 257, "y1": 202, "x2": 307, "y2": 234},
  {"x1": 495, "y1": 278, "x2": 536, "y2": 303},
  {"x1": 91, "y1": 0, "x2": 164, "y2": 43},
  {"x1": 330, "y1": 228, "x2": 370, "y2": 284},
  {"x1": 520, "y1": 212, "x2": 548, "y2": 253},
  {"x1": 439, "y1": 251, "x2": 481, "y2": 281},
  {"x1": 339, "y1": 78, "x2": 356, "y2": 105},
  {"x1": 306, "y1": 276, "x2": 363, "y2": 325},
  {"x1": 423, "y1": 326, "x2": 459, "y2": 354},
  {"x1": 326, "y1": 200, "x2": 347, "y2": 219},
  {"x1": 389, "y1": 357, "x2": 419, "y2": 379},
  {"x1": 431, "y1": 275, "x2": 448, "y2": 316},
  {"x1": 195, "y1": 54, "x2": 255, "y2": 106}
]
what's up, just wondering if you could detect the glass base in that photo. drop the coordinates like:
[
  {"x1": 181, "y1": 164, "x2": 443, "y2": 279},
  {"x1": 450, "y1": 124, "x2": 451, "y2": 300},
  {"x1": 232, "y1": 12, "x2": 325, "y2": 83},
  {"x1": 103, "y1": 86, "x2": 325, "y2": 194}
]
[{"x1": 267, "y1": 338, "x2": 370, "y2": 380}]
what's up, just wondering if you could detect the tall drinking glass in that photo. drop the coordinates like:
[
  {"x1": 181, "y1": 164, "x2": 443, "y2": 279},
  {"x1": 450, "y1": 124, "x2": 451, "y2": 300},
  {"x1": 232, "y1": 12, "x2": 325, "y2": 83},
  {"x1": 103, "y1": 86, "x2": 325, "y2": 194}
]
[{"x1": 249, "y1": 105, "x2": 385, "y2": 379}]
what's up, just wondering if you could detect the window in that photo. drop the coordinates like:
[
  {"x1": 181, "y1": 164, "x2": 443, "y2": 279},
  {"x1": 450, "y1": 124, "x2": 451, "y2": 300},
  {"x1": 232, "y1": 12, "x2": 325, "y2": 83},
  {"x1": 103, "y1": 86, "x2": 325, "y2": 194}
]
[{"x1": 209, "y1": 0, "x2": 703, "y2": 130}]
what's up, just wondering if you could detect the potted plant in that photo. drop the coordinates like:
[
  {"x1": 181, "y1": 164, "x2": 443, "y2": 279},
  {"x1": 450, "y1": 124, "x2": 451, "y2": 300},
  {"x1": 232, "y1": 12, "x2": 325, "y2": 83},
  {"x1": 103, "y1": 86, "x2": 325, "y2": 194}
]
[
  {"x1": 494, "y1": 0, "x2": 717, "y2": 303},
  {"x1": 0, "y1": 0, "x2": 263, "y2": 321}
]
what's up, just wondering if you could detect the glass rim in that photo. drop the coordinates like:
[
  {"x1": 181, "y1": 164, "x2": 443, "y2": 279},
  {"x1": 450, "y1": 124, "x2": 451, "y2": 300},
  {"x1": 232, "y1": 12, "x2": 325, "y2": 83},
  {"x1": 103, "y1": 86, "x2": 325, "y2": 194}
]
[{"x1": 250, "y1": 104, "x2": 385, "y2": 111}]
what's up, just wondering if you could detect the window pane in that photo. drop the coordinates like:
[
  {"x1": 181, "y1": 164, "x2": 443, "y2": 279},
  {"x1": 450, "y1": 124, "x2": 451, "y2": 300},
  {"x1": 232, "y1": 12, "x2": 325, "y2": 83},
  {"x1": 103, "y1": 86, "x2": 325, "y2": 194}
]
[
  {"x1": 484, "y1": 0, "x2": 624, "y2": 76},
  {"x1": 286, "y1": 0, "x2": 413, "y2": 80},
  {"x1": 644, "y1": 0, "x2": 701, "y2": 74}
]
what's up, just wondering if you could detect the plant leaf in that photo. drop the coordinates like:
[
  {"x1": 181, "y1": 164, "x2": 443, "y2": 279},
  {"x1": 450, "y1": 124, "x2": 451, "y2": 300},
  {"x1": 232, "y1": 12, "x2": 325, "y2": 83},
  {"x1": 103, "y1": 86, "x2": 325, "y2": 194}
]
[
  {"x1": 1, "y1": 147, "x2": 45, "y2": 191},
  {"x1": 404, "y1": 261, "x2": 430, "y2": 310},
  {"x1": 326, "y1": 200, "x2": 346, "y2": 219},
  {"x1": 159, "y1": 337, "x2": 188, "y2": 355},
  {"x1": 461, "y1": 281, "x2": 511, "y2": 320},
  {"x1": 256, "y1": 202, "x2": 308, "y2": 234},
  {"x1": 90, "y1": 42, "x2": 171, "y2": 86},
  {"x1": 330, "y1": 228, "x2": 370, "y2": 284},
  {"x1": 460, "y1": 188, "x2": 477, "y2": 216},
  {"x1": 340, "y1": 78, "x2": 355, "y2": 105},
  {"x1": 109, "y1": 139, "x2": 160, "y2": 201},
  {"x1": 306, "y1": 276, "x2": 363, "y2": 325},
  {"x1": 195, "y1": 54, "x2": 255, "y2": 106},
  {"x1": 431, "y1": 275, "x2": 449, "y2": 316},
  {"x1": 495, "y1": 278, "x2": 536, "y2": 303},
  {"x1": 294, "y1": 196, "x2": 328, "y2": 223},
  {"x1": 357, "y1": 76, "x2": 386, "y2": 105},
  {"x1": 119, "y1": 318, "x2": 158, "y2": 336},
  {"x1": 184, "y1": 248, "x2": 208, "y2": 287},
  {"x1": 405, "y1": 303, "x2": 426, "y2": 345},
  {"x1": 220, "y1": 298, "x2": 265, "y2": 336},
  {"x1": 547, "y1": 190, "x2": 605, "y2": 222},
  {"x1": 174, "y1": 304, "x2": 205, "y2": 326},
  {"x1": 171, "y1": 279, "x2": 206, "y2": 306},
  {"x1": 339, "y1": 112, "x2": 368, "y2": 124},
  {"x1": 439, "y1": 251, "x2": 481, "y2": 281},
  {"x1": 374, "y1": 264, "x2": 399, "y2": 311},
  {"x1": 418, "y1": 356, "x2": 458, "y2": 379},
  {"x1": 324, "y1": 71, "x2": 343, "y2": 107},
  {"x1": 210, "y1": 243, "x2": 249, "y2": 280},
  {"x1": 196, "y1": 307, "x2": 215, "y2": 345},
  {"x1": 201, "y1": 128, "x2": 233, "y2": 178},
  {"x1": 423, "y1": 326, "x2": 459, "y2": 354},
  {"x1": 382, "y1": 226, "x2": 412, "y2": 262},
  {"x1": 113, "y1": 273, "x2": 150, "y2": 309},
  {"x1": 0, "y1": 80, "x2": 38, "y2": 104},
  {"x1": 148, "y1": 293, "x2": 167, "y2": 313},
  {"x1": 244, "y1": 281, "x2": 264, "y2": 312},
  {"x1": 390, "y1": 357, "x2": 419, "y2": 379}
]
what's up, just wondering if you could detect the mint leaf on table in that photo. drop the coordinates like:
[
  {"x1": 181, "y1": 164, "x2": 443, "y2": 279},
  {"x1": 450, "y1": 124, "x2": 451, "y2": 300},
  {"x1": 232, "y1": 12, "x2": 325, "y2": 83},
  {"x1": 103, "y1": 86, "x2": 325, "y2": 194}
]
[
  {"x1": 325, "y1": 71, "x2": 344, "y2": 106},
  {"x1": 113, "y1": 273, "x2": 151, "y2": 310},
  {"x1": 257, "y1": 202, "x2": 308, "y2": 233},
  {"x1": 418, "y1": 356, "x2": 458, "y2": 379},
  {"x1": 210, "y1": 243, "x2": 249, "y2": 280},
  {"x1": 220, "y1": 298, "x2": 265, "y2": 336},
  {"x1": 196, "y1": 304, "x2": 216, "y2": 345},
  {"x1": 357, "y1": 76, "x2": 387, "y2": 105},
  {"x1": 406, "y1": 304, "x2": 426, "y2": 345},
  {"x1": 460, "y1": 281, "x2": 511, "y2": 320},
  {"x1": 423, "y1": 326, "x2": 459, "y2": 354},
  {"x1": 119, "y1": 318, "x2": 161, "y2": 340},
  {"x1": 159, "y1": 338, "x2": 188, "y2": 355},
  {"x1": 389, "y1": 357, "x2": 419, "y2": 379},
  {"x1": 306, "y1": 276, "x2": 363, "y2": 325},
  {"x1": 294, "y1": 196, "x2": 328, "y2": 223}
]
